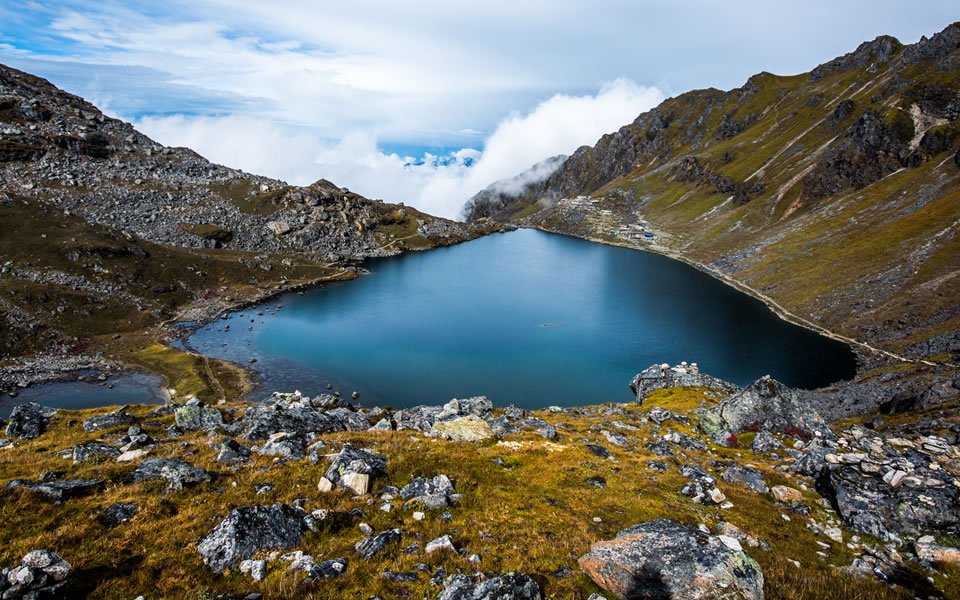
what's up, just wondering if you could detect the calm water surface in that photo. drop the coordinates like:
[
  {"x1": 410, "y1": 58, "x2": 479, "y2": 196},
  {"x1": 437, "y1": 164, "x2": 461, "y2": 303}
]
[
  {"x1": 184, "y1": 229, "x2": 856, "y2": 409},
  {"x1": 0, "y1": 372, "x2": 164, "y2": 418}
]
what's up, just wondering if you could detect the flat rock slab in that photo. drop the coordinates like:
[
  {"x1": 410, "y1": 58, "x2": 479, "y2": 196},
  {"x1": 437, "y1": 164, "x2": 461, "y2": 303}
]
[
  {"x1": 6, "y1": 478, "x2": 105, "y2": 502},
  {"x1": 432, "y1": 415, "x2": 495, "y2": 442},
  {"x1": 128, "y1": 458, "x2": 211, "y2": 491}
]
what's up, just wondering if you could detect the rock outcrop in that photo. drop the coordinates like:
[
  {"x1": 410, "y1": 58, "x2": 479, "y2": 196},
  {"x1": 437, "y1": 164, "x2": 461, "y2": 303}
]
[
  {"x1": 701, "y1": 376, "x2": 830, "y2": 443},
  {"x1": 630, "y1": 364, "x2": 738, "y2": 403}
]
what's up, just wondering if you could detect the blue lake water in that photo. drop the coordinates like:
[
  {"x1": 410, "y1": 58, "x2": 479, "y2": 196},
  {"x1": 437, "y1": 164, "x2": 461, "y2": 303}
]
[
  {"x1": 185, "y1": 229, "x2": 857, "y2": 409},
  {"x1": 0, "y1": 372, "x2": 165, "y2": 418}
]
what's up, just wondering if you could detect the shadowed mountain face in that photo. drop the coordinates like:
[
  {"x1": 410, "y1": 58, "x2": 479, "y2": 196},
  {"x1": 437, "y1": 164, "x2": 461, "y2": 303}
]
[
  {"x1": 0, "y1": 64, "x2": 501, "y2": 367},
  {"x1": 465, "y1": 23, "x2": 960, "y2": 366}
]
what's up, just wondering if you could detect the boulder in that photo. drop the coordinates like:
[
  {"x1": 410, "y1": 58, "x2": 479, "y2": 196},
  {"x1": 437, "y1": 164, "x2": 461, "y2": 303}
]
[
  {"x1": 321, "y1": 445, "x2": 387, "y2": 494},
  {"x1": 578, "y1": 520, "x2": 764, "y2": 600},
  {"x1": 240, "y1": 392, "x2": 346, "y2": 440},
  {"x1": 216, "y1": 438, "x2": 252, "y2": 464},
  {"x1": 6, "y1": 478, "x2": 104, "y2": 502},
  {"x1": 129, "y1": 458, "x2": 211, "y2": 491},
  {"x1": 0, "y1": 550, "x2": 71, "y2": 598},
  {"x1": 432, "y1": 415, "x2": 495, "y2": 442},
  {"x1": 521, "y1": 417, "x2": 558, "y2": 440},
  {"x1": 770, "y1": 485, "x2": 803, "y2": 503},
  {"x1": 816, "y1": 463, "x2": 960, "y2": 543},
  {"x1": 355, "y1": 528, "x2": 402, "y2": 559},
  {"x1": 93, "y1": 502, "x2": 137, "y2": 528},
  {"x1": 915, "y1": 541, "x2": 960, "y2": 565},
  {"x1": 400, "y1": 474, "x2": 456, "y2": 509},
  {"x1": 630, "y1": 364, "x2": 738, "y2": 403},
  {"x1": 720, "y1": 465, "x2": 769, "y2": 494},
  {"x1": 83, "y1": 406, "x2": 136, "y2": 432},
  {"x1": 5, "y1": 402, "x2": 53, "y2": 439},
  {"x1": 438, "y1": 572, "x2": 543, "y2": 600},
  {"x1": 702, "y1": 376, "x2": 828, "y2": 439},
  {"x1": 67, "y1": 441, "x2": 121, "y2": 463},
  {"x1": 174, "y1": 398, "x2": 224, "y2": 430},
  {"x1": 256, "y1": 431, "x2": 307, "y2": 459},
  {"x1": 198, "y1": 504, "x2": 307, "y2": 574}
]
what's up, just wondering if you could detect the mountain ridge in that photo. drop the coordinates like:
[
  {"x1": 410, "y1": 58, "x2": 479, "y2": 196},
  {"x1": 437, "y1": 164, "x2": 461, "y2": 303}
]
[
  {"x1": 464, "y1": 23, "x2": 960, "y2": 400},
  {"x1": 0, "y1": 63, "x2": 505, "y2": 396}
]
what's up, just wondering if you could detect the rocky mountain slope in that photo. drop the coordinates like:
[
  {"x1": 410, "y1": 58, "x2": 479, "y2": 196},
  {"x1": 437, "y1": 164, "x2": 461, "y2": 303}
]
[
  {"x1": 0, "y1": 366, "x2": 958, "y2": 599},
  {"x1": 0, "y1": 64, "x2": 503, "y2": 394},
  {"x1": 465, "y1": 23, "x2": 960, "y2": 400}
]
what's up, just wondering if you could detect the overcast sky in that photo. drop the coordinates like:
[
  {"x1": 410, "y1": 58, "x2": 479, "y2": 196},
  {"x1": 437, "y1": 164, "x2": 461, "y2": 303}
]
[{"x1": 1, "y1": 1, "x2": 956, "y2": 217}]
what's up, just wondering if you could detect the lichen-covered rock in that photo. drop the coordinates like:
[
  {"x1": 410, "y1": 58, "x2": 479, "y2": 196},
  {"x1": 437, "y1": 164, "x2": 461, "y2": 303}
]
[
  {"x1": 678, "y1": 466, "x2": 726, "y2": 505},
  {"x1": 432, "y1": 415, "x2": 495, "y2": 442},
  {"x1": 240, "y1": 392, "x2": 348, "y2": 440},
  {"x1": 197, "y1": 504, "x2": 307, "y2": 574},
  {"x1": 400, "y1": 474, "x2": 456, "y2": 509},
  {"x1": 174, "y1": 398, "x2": 224, "y2": 430},
  {"x1": 128, "y1": 458, "x2": 211, "y2": 491},
  {"x1": 438, "y1": 572, "x2": 543, "y2": 600},
  {"x1": 67, "y1": 441, "x2": 121, "y2": 463},
  {"x1": 5, "y1": 402, "x2": 53, "y2": 439},
  {"x1": 702, "y1": 376, "x2": 829, "y2": 439},
  {"x1": 815, "y1": 463, "x2": 960, "y2": 543},
  {"x1": 82, "y1": 406, "x2": 135, "y2": 432},
  {"x1": 578, "y1": 519, "x2": 764, "y2": 599},
  {"x1": 630, "y1": 364, "x2": 738, "y2": 403}
]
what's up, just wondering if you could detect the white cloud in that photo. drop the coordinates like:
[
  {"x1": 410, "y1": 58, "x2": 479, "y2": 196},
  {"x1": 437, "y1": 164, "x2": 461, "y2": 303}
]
[{"x1": 136, "y1": 79, "x2": 664, "y2": 219}]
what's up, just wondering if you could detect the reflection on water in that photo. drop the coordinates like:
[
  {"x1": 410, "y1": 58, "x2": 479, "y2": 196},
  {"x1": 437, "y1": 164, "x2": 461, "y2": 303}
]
[{"x1": 0, "y1": 372, "x2": 165, "y2": 418}]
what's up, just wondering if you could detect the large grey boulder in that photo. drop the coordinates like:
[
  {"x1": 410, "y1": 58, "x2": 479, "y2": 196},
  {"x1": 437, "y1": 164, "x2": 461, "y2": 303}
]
[
  {"x1": 174, "y1": 398, "x2": 224, "y2": 430},
  {"x1": 437, "y1": 572, "x2": 543, "y2": 600},
  {"x1": 578, "y1": 519, "x2": 764, "y2": 600},
  {"x1": 630, "y1": 364, "x2": 738, "y2": 403},
  {"x1": 701, "y1": 376, "x2": 829, "y2": 441},
  {"x1": 5, "y1": 403, "x2": 53, "y2": 439},
  {"x1": 128, "y1": 458, "x2": 211, "y2": 491},
  {"x1": 400, "y1": 474, "x2": 456, "y2": 509},
  {"x1": 197, "y1": 504, "x2": 307, "y2": 574}
]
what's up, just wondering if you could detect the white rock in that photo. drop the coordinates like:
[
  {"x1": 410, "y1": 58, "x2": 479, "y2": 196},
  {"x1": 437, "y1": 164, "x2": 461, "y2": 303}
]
[
  {"x1": 317, "y1": 477, "x2": 334, "y2": 492},
  {"x1": 342, "y1": 472, "x2": 370, "y2": 495},
  {"x1": 717, "y1": 535, "x2": 743, "y2": 551},
  {"x1": 426, "y1": 535, "x2": 456, "y2": 554}
]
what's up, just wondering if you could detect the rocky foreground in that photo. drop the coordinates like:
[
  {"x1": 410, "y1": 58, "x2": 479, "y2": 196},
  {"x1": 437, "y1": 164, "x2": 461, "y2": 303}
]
[{"x1": 1, "y1": 364, "x2": 959, "y2": 599}]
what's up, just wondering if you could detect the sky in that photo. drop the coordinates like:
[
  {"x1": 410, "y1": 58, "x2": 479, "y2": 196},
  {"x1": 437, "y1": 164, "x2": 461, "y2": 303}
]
[{"x1": 1, "y1": 2, "x2": 956, "y2": 218}]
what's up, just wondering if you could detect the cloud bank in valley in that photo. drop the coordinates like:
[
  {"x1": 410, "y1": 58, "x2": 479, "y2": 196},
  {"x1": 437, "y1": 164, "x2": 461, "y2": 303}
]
[{"x1": 136, "y1": 79, "x2": 664, "y2": 219}]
